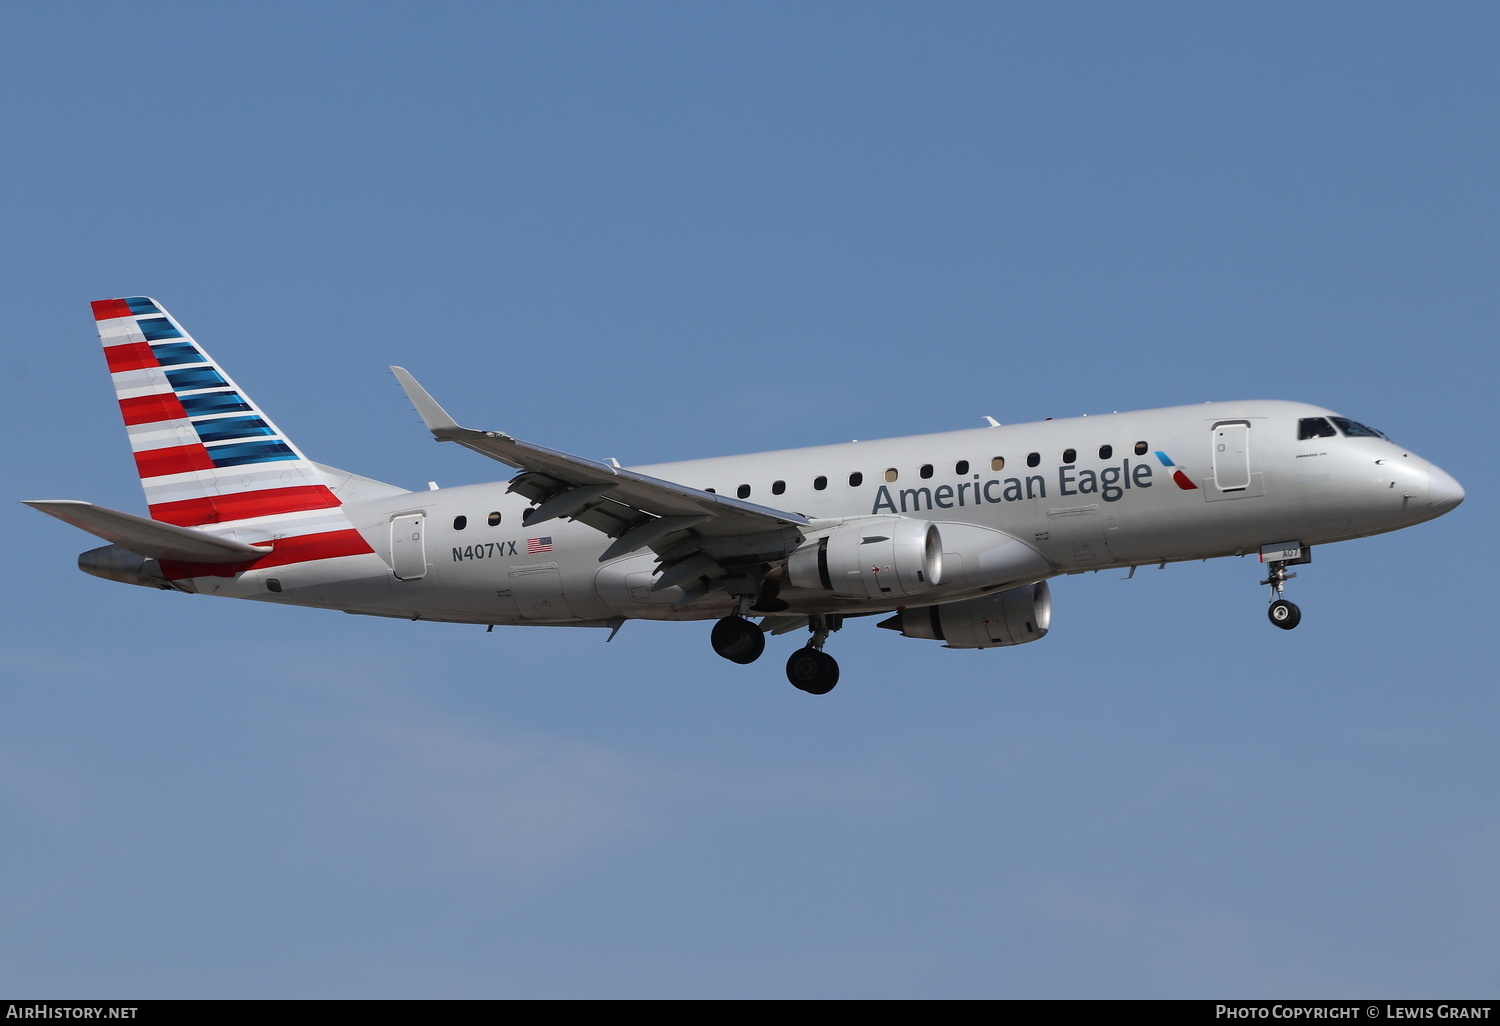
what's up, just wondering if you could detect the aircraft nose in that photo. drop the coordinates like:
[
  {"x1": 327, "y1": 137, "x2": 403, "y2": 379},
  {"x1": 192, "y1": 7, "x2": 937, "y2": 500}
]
[{"x1": 1428, "y1": 464, "x2": 1465, "y2": 513}]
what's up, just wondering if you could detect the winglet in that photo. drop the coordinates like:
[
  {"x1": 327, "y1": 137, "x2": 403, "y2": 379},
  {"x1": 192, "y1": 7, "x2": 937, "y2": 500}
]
[{"x1": 391, "y1": 366, "x2": 462, "y2": 435}]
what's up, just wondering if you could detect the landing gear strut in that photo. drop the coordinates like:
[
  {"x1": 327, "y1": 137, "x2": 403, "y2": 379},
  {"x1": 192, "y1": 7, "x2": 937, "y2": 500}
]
[
  {"x1": 786, "y1": 614, "x2": 841, "y2": 694},
  {"x1": 711, "y1": 615, "x2": 765, "y2": 664},
  {"x1": 1261, "y1": 560, "x2": 1302, "y2": 630}
]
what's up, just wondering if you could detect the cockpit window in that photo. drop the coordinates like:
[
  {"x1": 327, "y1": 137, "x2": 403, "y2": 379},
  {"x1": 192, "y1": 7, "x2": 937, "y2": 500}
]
[
  {"x1": 1298, "y1": 417, "x2": 1337, "y2": 440},
  {"x1": 1329, "y1": 416, "x2": 1387, "y2": 439}
]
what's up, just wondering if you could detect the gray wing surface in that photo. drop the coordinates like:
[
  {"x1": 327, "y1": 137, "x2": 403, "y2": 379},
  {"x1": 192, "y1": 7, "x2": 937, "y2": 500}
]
[{"x1": 391, "y1": 368, "x2": 810, "y2": 574}]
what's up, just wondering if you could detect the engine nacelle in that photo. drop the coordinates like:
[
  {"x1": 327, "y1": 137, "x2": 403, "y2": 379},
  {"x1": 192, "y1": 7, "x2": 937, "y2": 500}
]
[
  {"x1": 787, "y1": 517, "x2": 942, "y2": 601},
  {"x1": 878, "y1": 581, "x2": 1051, "y2": 649}
]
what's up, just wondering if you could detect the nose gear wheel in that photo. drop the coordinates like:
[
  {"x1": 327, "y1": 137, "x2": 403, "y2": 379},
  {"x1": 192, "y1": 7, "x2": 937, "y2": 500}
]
[
  {"x1": 1268, "y1": 599, "x2": 1301, "y2": 630},
  {"x1": 1259, "y1": 557, "x2": 1305, "y2": 631}
]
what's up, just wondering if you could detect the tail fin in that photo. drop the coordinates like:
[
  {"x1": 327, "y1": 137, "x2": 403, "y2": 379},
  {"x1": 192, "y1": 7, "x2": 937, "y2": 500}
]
[{"x1": 92, "y1": 297, "x2": 374, "y2": 570}]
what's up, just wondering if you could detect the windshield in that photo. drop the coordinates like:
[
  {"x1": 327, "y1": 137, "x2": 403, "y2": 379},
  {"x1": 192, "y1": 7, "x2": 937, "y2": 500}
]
[
  {"x1": 1298, "y1": 417, "x2": 1337, "y2": 440},
  {"x1": 1329, "y1": 416, "x2": 1387, "y2": 440}
]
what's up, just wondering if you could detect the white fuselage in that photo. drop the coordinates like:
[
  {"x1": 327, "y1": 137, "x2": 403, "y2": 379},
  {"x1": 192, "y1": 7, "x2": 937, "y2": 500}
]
[{"x1": 193, "y1": 400, "x2": 1459, "y2": 628}]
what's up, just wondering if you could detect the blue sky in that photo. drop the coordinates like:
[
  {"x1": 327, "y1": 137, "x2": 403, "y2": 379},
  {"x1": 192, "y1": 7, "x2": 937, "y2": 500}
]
[{"x1": 2, "y1": 1, "x2": 1495, "y2": 998}]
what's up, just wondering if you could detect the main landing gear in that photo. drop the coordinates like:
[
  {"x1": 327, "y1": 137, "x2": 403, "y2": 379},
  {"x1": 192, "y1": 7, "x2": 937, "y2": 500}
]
[
  {"x1": 709, "y1": 611, "x2": 843, "y2": 694},
  {"x1": 710, "y1": 614, "x2": 765, "y2": 664},
  {"x1": 1260, "y1": 559, "x2": 1303, "y2": 631},
  {"x1": 786, "y1": 614, "x2": 841, "y2": 695},
  {"x1": 786, "y1": 647, "x2": 839, "y2": 695}
]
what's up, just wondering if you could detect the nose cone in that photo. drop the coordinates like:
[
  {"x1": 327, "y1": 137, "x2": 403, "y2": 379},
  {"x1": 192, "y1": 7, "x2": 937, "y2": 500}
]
[{"x1": 1428, "y1": 465, "x2": 1465, "y2": 514}]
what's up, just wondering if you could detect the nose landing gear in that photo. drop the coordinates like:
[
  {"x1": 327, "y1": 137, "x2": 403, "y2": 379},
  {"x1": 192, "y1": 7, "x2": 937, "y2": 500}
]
[
  {"x1": 1259, "y1": 548, "x2": 1310, "y2": 630},
  {"x1": 786, "y1": 614, "x2": 842, "y2": 694},
  {"x1": 1268, "y1": 597, "x2": 1301, "y2": 629}
]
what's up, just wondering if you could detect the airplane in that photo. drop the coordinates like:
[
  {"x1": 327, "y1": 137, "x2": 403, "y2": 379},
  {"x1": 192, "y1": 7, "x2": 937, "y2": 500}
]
[{"x1": 25, "y1": 298, "x2": 1465, "y2": 694}]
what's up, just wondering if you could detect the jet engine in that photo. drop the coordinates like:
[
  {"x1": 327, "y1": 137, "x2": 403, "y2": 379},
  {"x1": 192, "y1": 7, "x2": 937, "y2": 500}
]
[
  {"x1": 787, "y1": 517, "x2": 942, "y2": 601},
  {"x1": 878, "y1": 581, "x2": 1051, "y2": 649}
]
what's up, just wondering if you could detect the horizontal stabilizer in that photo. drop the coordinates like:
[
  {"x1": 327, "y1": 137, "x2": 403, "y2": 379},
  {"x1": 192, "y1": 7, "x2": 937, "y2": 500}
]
[{"x1": 22, "y1": 500, "x2": 272, "y2": 563}]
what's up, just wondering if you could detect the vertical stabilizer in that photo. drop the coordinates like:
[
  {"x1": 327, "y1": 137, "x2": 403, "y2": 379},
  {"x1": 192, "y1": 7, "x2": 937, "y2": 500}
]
[{"x1": 92, "y1": 297, "x2": 374, "y2": 574}]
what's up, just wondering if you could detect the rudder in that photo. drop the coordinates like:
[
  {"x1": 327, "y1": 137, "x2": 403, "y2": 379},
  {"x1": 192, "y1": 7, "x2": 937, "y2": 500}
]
[{"x1": 92, "y1": 297, "x2": 373, "y2": 570}]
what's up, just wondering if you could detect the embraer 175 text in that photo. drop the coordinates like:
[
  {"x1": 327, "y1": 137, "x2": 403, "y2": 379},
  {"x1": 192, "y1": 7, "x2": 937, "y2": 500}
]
[{"x1": 27, "y1": 299, "x2": 1465, "y2": 694}]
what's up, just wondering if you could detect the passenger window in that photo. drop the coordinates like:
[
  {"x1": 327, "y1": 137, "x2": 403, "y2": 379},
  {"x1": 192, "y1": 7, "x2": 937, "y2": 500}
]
[
  {"x1": 1062, "y1": 448, "x2": 1076, "y2": 464},
  {"x1": 1134, "y1": 441, "x2": 1148, "y2": 456},
  {"x1": 813, "y1": 476, "x2": 827, "y2": 491},
  {"x1": 1026, "y1": 452, "x2": 1041, "y2": 468},
  {"x1": 772, "y1": 480, "x2": 786, "y2": 495},
  {"x1": 848, "y1": 472, "x2": 863, "y2": 487},
  {"x1": 1098, "y1": 445, "x2": 1112, "y2": 460},
  {"x1": 990, "y1": 456, "x2": 1005, "y2": 471},
  {"x1": 453, "y1": 515, "x2": 467, "y2": 531},
  {"x1": 955, "y1": 460, "x2": 969, "y2": 475},
  {"x1": 487, "y1": 511, "x2": 501, "y2": 526},
  {"x1": 737, "y1": 484, "x2": 751, "y2": 499},
  {"x1": 1298, "y1": 417, "x2": 1338, "y2": 440},
  {"x1": 884, "y1": 468, "x2": 899, "y2": 483},
  {"x1": 919, "y1": 464, "x2": 933, "y2": 479}
]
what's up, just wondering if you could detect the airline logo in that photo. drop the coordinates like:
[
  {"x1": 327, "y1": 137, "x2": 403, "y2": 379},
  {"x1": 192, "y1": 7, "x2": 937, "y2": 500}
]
[
  {"x1": 871, "y1": 449, "x2": 1201, "y2": 516},
  {"x1": 1154, "y1": 451, "x2": 1199, "y2": 490},
  {"x1": 91, "y1": 298, "x2": 374, "y2": 578}
]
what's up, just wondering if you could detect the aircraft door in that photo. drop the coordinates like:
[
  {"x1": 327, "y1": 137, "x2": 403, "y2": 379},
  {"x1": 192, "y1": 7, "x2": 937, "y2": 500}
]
[
  {"x1": 390, "y1": 513, "x2": 428, "y2": 580},
  {"x1": 1212, "y1": 421, "x2": 1252, "y2": 491}
]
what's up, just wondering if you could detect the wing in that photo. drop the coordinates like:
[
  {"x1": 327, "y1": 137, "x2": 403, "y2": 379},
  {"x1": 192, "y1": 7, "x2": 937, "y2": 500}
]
[{"x1": 391, "y1": 368, "x2": 811, "y2": 598}]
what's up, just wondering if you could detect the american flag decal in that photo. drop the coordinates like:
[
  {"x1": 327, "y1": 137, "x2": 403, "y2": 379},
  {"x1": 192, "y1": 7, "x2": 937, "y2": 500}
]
[{"x1": 527, "y1": 536, "x2": 554, "y2": 554}]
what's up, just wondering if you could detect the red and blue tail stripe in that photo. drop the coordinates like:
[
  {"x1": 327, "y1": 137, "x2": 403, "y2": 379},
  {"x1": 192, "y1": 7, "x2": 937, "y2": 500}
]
[{"x1": 92, "y1": 297, "x2": 374, "y2": 576}]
